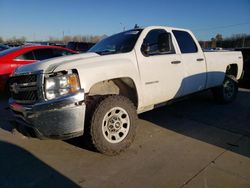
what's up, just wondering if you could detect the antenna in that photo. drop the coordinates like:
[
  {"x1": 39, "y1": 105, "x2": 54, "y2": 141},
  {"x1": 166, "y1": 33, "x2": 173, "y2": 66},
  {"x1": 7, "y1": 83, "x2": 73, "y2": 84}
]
[
  {"x1": 134, "y1": 24, "x2": 139, "y2": 29},
  {"x1": 120, "y1": 23, "x2": 125, "y2": 31}
]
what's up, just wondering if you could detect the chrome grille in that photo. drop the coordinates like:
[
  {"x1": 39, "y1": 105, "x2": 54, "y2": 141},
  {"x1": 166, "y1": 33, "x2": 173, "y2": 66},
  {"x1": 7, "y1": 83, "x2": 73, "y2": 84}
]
[{"x1": 9, "y1": 74, "x2": 39, "y2": 104}]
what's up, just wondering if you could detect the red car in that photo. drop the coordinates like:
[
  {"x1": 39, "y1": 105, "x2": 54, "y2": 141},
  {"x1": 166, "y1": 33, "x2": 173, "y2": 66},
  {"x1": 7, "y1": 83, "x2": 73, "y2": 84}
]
[{"x1": 0, "y1": 45, "x2": 77, "y2": 93}]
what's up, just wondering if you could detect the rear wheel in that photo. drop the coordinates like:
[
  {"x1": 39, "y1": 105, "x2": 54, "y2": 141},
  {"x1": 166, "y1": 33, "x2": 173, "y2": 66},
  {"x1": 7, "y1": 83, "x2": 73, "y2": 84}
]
[
  {"x1": 212, "y1": 75, "x2": 238, "y2": 104},
  {"x1": 90, "y1": 95, "x2": 137, "y2": 155}
]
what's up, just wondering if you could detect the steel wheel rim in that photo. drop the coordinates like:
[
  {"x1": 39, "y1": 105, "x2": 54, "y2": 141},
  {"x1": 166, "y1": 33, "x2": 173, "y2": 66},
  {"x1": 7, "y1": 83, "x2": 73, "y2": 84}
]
[
  {"x1": 102, "y1": 107, "x2": 130, "y2": 144},
  {"x1": 223, "y1": 80, "x2": 235, "y2": 99}
]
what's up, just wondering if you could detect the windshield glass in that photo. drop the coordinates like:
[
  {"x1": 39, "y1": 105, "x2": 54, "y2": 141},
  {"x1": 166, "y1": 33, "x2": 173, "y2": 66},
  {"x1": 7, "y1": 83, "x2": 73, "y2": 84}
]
[
  {"x1": 0, "y1": 47, "x2": 21, "y2": 57},
  {"x1": 89, "y1": 29, "x2": 142, "y2": 55}
]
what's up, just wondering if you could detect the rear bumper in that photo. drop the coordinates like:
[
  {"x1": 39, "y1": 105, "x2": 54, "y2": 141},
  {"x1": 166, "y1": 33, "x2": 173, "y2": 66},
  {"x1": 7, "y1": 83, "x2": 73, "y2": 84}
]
[{"x1": 9, "y1": 91, "x2": 86, "y2": 140}]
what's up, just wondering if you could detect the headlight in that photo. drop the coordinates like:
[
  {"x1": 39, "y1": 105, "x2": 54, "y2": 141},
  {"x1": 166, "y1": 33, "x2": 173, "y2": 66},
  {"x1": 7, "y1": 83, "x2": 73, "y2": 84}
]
[{"x1": 45, "y1": 73, "x2": 80, "y2": 100}]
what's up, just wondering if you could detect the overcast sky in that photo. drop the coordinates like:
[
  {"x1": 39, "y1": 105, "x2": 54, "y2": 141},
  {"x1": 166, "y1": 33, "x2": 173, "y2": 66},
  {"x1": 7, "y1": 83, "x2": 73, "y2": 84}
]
[{"x1": 0, "y1": 0, "x2": 249, "y2": 41}]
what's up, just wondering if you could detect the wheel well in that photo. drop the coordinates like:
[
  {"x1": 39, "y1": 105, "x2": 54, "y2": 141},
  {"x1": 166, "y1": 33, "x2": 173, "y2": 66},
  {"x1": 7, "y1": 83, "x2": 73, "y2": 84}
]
[
  {"x1": 226, "y1": 64, "x2": 238, "y2": 78},
  {"x1": 87, "y1": 78, "x2": 138, "y2": 107}
]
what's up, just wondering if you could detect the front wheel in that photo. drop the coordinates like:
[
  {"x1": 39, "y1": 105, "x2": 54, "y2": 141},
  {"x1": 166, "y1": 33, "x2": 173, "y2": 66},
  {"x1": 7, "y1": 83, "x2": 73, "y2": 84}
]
[
  {"x1": 90, "y1": 95, "x2": 137, "y2": 155},
  {"x1": 212, "y1": 75, "x2": 238, "y2": 104}
]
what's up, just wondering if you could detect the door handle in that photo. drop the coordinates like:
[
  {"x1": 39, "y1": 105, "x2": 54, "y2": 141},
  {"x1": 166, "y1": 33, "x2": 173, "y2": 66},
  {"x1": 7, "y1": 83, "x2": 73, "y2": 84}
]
[
  {"x1": 171, "y1": 61, "x2": 181, "y2": 64},
  {"x1": 197, "y1": 58, "x2": 204, "y2": 61}
]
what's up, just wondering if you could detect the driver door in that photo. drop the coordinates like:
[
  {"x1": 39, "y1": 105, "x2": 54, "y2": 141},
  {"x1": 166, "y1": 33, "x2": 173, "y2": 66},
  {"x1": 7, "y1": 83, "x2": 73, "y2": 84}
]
[{"x1": 136, "y1": 29, "x2": 185, "y2": 106}]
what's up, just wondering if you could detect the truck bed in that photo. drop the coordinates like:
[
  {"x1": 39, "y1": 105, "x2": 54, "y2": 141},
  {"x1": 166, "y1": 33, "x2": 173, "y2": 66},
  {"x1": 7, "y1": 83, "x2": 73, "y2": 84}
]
[{"x1": 204, "y1": 51, "x2": 243, "y2": 88}]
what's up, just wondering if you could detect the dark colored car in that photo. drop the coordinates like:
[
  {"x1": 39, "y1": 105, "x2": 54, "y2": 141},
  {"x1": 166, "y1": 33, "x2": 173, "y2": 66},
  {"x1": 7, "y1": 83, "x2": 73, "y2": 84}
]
[
  {"x1": 235, "y1": 48, "x2": 250, "y2": 82},
  {"x1": 0, "y1": 44, "x2": 9, "y2": 51},
  {"x1": 0, "y1": 45, "x2": 77, "y2": 93},
  {"x1": 66, "y1": 42, "x2": 95, "y2": 53}
]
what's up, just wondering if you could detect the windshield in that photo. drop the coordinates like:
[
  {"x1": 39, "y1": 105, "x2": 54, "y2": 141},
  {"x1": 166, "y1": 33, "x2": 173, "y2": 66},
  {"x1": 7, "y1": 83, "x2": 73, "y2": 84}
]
[
  {"x1": 0, "y1": 47, "x2": 21, "y2": 57},
  {"x1": 89, "y1": 29, "x2": 142, "y2": 55}
]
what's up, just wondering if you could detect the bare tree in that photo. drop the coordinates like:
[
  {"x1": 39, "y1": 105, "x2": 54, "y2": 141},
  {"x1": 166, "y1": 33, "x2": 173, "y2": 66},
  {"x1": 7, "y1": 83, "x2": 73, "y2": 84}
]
[
  {"x1": 215, "y1": 34, "x2": 223, "y2": 41},
  {"x1": 62, "y1": 35, "x2": 72, "y2": 44},
  {"x1": 90, "y1": 35, "x2": 101, "y2": 43},
  {"x1": 5, "y1": 36, "x2": 26, "y2": 46},
  {"x1": 17, "y1": 36, "x2": 26, "y2": 44},
  {"x1": 72, "y1": 35, "x2": 82, "y2": 42},
  {"x1": 81, "y1": 35, "x2": 88, "y2": 42},
  {"x1": 48, "y1": 36, "x2": 61, "y2": 43},
  {"x1": 200, "y1": 33, "x2": 250, "y2": 48}
]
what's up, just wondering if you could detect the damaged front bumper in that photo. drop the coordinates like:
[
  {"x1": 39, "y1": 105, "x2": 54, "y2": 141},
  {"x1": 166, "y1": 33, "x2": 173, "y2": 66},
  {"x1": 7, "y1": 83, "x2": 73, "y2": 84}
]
[{"x1": 9, "y1": 91, "x2": 86, "y2": 140}]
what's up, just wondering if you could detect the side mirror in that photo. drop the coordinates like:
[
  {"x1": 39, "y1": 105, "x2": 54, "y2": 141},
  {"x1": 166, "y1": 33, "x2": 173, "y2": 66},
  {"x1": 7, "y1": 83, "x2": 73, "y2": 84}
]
[
  {"x1": 141, "y1": 42, "x2": 150, "y2": 56},
  {"x1": 158, "y1": 33, "x2": 171, "y2": 53}
]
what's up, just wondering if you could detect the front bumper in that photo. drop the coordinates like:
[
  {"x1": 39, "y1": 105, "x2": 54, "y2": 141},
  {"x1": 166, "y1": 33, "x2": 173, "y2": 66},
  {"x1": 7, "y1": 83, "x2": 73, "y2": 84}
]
[{"x1": 9, "y1": 91, "x2": 86, "y2": 140}]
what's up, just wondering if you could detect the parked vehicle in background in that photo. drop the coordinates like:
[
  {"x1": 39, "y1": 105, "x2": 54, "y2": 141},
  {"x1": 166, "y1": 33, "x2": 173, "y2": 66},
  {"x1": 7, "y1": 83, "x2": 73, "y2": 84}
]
[
  {"x1": 0, "y1": 44, "x2": 10, "y2": 51},
  {"x1": 66, "y1": 42, "x2": 95, "y2": 53},
  {"x1": 0, "y1": 45, "x2": 77, "y2": 93},
  {"x1": 235, "y1": 47, "x2": 250, "y2": 83},
  {"x1": 40, "y1": 42, "x2": 56, "y2": 46},
  {"x1": 39, "y1": 42, "x2": 66, "y2": 48},
  {"x1": 4, "y1": 43, "x2": 24, "y2": 47},
  {"x1": 54, "y1": 44, "x2": 66, "y2": 48},
  {"x1": 9, "y1": 26, "x2": 243, "y2": 155}
]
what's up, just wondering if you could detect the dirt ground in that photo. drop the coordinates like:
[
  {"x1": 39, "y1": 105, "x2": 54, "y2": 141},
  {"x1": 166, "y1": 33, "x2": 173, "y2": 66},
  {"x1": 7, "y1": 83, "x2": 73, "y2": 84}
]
[{"x1": 0, "y1": 87, "x2": 250, "y2": 188}]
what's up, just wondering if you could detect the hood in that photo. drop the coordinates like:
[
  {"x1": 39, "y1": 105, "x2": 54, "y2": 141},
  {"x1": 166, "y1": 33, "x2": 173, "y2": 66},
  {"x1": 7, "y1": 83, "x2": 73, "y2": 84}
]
[{"x1": 14, "y1": 52, "x2": 99, "y2": 75}]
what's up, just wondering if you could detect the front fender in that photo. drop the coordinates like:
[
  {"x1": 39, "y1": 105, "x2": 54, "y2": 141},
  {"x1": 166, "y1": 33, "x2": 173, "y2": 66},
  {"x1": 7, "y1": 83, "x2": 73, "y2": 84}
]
[{"x1": 54, "y1": 52, "x2": 144, "y2": 109}]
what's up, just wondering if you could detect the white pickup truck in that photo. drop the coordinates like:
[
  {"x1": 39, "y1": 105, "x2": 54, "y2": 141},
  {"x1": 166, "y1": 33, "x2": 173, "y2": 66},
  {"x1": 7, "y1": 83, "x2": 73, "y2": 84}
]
[{"x1": 9, "y1": 26, "x2": 243, "y2": 155}]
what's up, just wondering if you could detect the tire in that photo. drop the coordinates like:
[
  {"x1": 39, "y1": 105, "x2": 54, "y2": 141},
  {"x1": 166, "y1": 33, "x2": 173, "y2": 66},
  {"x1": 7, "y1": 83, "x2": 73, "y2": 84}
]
[
  {"x1": 212, "y1": 75, "x2": 238, "y2": 104},
  {"x1": 90, "y1": 95, "x2": 137, "y2": 155}
]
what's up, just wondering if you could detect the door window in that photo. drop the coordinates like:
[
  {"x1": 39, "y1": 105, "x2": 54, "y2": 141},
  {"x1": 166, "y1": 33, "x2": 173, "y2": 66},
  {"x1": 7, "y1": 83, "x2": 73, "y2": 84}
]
[
  {"x1": 15, "y1": 51, "x2": 35, "y2": 60},
  {"x1": 53, "y1": 49, "x2": 75, "y2": 57},
  {"x1": 33, "y1": 49, "x2": 54, "y2": 60},
  {"x1": 141, "y1": 29, "x2": 175, "y2": 56},
  {"x1": 172, "y1": 30, "x2": 198, "y2": 53}
]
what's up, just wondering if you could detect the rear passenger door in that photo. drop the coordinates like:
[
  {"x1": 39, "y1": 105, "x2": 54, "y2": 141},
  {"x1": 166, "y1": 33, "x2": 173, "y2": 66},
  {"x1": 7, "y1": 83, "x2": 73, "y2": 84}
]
[{"x1": 172, "y1": 30, "x2": 207, "y2": 95}]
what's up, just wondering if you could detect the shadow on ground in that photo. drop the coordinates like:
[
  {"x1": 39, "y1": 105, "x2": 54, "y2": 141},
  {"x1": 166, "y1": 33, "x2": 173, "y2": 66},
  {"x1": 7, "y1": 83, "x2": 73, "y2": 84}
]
[
  {"x1": 0, "y1": 141, "x2": 80, "y2": 187},
  {"x1": 140, "y1": 89, "x2": 250, "y2": 158},
  {"x1": 66, "y1": 89, "x2": 250, "y2": 158},
  {"x1": 239, "y1": 81, "x2": 250, "y2": 89}
]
